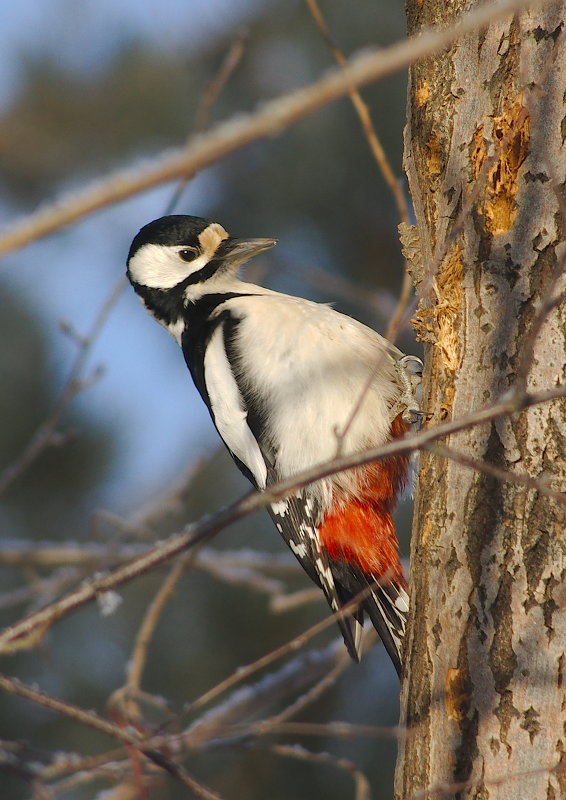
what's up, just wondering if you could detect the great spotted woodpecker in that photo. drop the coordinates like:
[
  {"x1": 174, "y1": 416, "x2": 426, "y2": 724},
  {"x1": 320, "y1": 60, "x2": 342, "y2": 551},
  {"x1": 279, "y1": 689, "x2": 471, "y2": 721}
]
[{"x1": 127, "y1": 215, "x2": 422, "y2": 675}]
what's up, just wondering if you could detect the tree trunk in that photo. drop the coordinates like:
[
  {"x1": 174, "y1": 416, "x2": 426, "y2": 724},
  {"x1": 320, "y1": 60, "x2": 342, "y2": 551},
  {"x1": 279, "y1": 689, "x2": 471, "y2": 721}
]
[{"x1": 396, "y1": 3, "x2": 566, "y2": 799}]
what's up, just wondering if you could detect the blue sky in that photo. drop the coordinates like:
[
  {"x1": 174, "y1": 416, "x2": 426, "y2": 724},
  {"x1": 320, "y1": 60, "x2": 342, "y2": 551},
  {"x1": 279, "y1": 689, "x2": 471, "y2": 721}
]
[
  {"x1": 1, "y1": 0, "x2": 410, "y2": 522},
  {"x1": 1, "y1": 0, "x2": 275, "y2": 508}
]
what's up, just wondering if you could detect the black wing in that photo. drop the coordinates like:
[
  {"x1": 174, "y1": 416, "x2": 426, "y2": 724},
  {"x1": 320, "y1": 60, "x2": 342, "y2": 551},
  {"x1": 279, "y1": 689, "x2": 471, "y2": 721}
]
[
  {"x1": 329, "y1": 559, "x2": 408, "y2": 676},
  {"x1": 268, "y1": 489, "x2": 364, "y2": 662}
]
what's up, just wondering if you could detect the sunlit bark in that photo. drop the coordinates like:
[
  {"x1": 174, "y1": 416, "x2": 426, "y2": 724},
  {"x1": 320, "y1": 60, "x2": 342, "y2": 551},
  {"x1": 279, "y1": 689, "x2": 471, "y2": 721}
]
[{"x1": 397, "y1": 2, "x2": 566, "y2": 798}]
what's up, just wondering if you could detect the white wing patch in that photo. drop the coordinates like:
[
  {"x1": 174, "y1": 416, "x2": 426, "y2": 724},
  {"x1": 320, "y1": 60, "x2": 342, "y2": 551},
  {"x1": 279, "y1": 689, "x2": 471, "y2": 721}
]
[
  {"x1": 366, "y1": 579, "x2": 409, "y2": 672},
  {"x1": 204, "y1": 325, "x2": 267, "y2": 489},
  {"x1": 269, "y1": 494, "x2": 364, "y2": 661}
]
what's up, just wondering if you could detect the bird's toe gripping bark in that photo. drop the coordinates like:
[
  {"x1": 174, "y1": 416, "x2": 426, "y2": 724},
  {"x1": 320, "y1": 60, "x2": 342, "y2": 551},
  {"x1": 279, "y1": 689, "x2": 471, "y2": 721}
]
[{"x1": 394, "y1": 355, "x2": 424, "y2": 425}]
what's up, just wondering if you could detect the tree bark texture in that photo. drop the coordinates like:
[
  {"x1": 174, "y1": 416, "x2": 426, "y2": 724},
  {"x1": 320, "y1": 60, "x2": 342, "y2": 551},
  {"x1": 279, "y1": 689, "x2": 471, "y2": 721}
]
[{"x1": 396, "y1": 3, "x2": 566, "y2": 799}]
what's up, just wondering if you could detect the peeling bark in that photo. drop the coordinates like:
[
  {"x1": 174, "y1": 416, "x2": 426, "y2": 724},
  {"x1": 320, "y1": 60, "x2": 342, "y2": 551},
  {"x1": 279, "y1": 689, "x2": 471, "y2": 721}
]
[{"x1": 396, "y1": 3, "x2": 566, "y2": 799}]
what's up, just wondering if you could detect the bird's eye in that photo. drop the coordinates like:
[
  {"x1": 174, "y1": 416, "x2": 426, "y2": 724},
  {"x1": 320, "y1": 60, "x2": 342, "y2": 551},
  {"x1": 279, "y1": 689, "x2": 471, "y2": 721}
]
[{"x1": 178, "y1": 248, "x2": 198, "y2": 262}]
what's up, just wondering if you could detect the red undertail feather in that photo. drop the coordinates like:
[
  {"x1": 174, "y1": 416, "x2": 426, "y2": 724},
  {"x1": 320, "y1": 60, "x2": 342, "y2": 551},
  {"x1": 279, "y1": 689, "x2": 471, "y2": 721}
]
[{"x1": 319, "y1": 415, "x2": 410, "y2": 582}]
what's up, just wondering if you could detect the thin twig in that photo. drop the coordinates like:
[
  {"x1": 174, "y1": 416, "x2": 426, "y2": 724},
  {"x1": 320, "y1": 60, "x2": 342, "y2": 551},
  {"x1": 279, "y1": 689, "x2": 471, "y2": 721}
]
[
  {"x1": 127, "y1": 557, "x2": 191, "y2": 694},
  {"x1": 165, "y1": 29, "x2": 248, "y2": 215},
  {"x1": 0, "y1": 567, "x2": 80, "y2": 612},
  {"x1": 257, "y1": 629, "x2": 379, "y2": 729},
  {"x1": 0, "y1": 0, "x2": 546, "y2": 257},
  {"x1": 425, "y1": 442, "x2": 566, "y2": 505},
  {"x1": 269, "y1": 743, "x2": 372, "y2": 800},
  {"x1": 295, "y1": 262, "x2": 397, "y2": 319},
  {"x1": 0, "y1": 674, "x2": 223, "y2": 800},
  {"x1": 195, "y1": 31, "x2": 249, "y2": 135},
  {"x1": 253, "y1": 647, "x2": 351, "y2": 732},
  {"x1": 0, "y1": 674, "x2": 142, "y2": 746},
  {"x1": 254, "y1": 719, "x2": 401, "y2": 742},
  {"x1": 0, "y1": 541, "x2": 298, "y2": 575},
  {"x1": 183, "y1": 641, "x2": 344, "y2": 749},
  {"x1": 305, "y1": 0, "x2": 415, "y2": 453},
  {"x1": 306, "y1": 0, "x2": 409, "y2": 226},
  {"x1": 0, "y1": 383, "x2": 563, "y2": 655},
  {"x1": 0, "y1": 540, "x2": 299, "y2": 616},
  {"x1": 187, "y1": 593, "x2": 370, "y2": 715},
  {"x1": 45, "y1": 769, "x2": 150, "y2": 800},
  {"x1": 110, "y1": 556, "x2": 193, "y2": 725},
  {"x1": 515, "y1": 279, "x2": 566, "y2": 395},
  {"x1": 134, "y1": 751, "x2": 224, "y2": 800},
  {"x1": 304, "y1": 0, "x2": 414, "y2": 342},
  {"x1": 269, "y1": 587, "x2": 322, "y2": 612},
  {"x1": 0, "y1": 278, "x2": 126, "y2": 495},
  {"x1": 29, "y1": 780, "x2": 52, "y2": 800},
  {"x1": 387, "y1": 269, "x2": 416, "y2": 341}
]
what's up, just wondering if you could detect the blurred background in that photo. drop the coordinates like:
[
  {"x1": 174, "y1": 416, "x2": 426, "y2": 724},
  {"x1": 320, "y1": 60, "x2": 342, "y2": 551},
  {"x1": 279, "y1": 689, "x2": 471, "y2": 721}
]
[{"x1": 0, "y1": 1, "x2": 416, "y2": 797}]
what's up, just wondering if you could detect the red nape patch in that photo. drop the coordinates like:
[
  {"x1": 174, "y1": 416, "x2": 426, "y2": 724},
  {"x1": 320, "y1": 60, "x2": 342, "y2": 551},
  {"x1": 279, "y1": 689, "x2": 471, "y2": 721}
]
[{"x1": 319, "y1": 415, "x2": 410, "y2": 579}]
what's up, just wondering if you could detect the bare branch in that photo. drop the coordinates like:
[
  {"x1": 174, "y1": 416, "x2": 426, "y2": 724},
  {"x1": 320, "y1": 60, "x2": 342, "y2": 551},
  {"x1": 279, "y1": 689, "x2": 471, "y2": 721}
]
[
  {"x1": 254, "y1": 720, "x2": 401, "y2": 742},
  {"x1": 306, "y1": 0, "x2": 410, "y2": 227},
  {"x1": 0, "y1": 674, "x2": 222, "y2": 800},
  {"x1": 253, "y1": 644, "x2": 352, "y2": 730},
  {"x1": 0, "y1": 278, "x2": 125, "y2": 495},
  {"x1": 0, "y1": 539, "x2": 299, "y2": 570},
  {"x1": 0, "y1": 383, "x2": 563, "y2": 656},
  {"x1": 0, "y1": 0, "x2": 546, "y2": 257},
  {"x1": 194, "y1": 30, "x2": 249, "y2": 136},
  {"x1": 110, "y1": 556, "x2": 193, "y2": 726},
  {"x1": 294, "y1": 262, "x2": 397, "y2": 320},
  {"x1": 270, "y1": 743, "x2": 372, "y2": 800},
  {"x1": 305, "y1": 0, "x2": 415, "y2": 339},
  {"x1": 0, "y1": 673, "x2": 142, "y2": 746},
  {"x1": 425, "y1": 442, "x2": 566, "y2": 505},
  {"x1": 165, "y1": 28, "x2": 249, "y2": 215},
  {"x1": 514, "y1": 279, "x2": 566, "y2": 396},
  {"x1": 183, "y1": 641, "x2": 344, "y2": 749},
  {"x1": 269, "y1": 587, "x2": 322, "y2": 612},
  {"x1": 0, "y1": 567, "x2": 80, "y2": 612},
  {"x1": 187, "y1": 595, "x2": 369, "y2": 715},
  {"x1": 38, "y1": 747, "x2": 129, "y2": 784}
]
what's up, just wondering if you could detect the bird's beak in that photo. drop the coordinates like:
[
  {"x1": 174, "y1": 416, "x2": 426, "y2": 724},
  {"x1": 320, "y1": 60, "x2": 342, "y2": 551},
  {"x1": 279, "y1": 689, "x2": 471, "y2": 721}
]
[{"x1": 221, "y1": 237, "x2": 277, "y2": 267}]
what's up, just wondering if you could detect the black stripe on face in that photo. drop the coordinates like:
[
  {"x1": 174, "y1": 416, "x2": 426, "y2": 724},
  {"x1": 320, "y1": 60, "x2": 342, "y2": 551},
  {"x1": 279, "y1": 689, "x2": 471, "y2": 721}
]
[
  {"x1": 180, "y1": 293, "x2": 252, "y2": 403},
  {"x1": 180, "y1": 292, "x2": 269, "y2": 488},
  {"x1": 131, "y1": 280, "x2": 186, "y2": 327},
  {"x1": 177, "y1": 238, "x2": 237, "y2": 286},
  {"x1": 129, "y1": 252, "x2": 231, "y2": 325},
  {"x1": 178, "y1": 254, "x2": 226, "y2": 286}
]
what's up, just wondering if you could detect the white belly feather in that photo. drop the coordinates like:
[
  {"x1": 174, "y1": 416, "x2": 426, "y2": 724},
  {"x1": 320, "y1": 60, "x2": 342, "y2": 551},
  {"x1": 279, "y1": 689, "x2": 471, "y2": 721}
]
[
  {"x1": 204, "y1": 324, "x2": 268, "y2": 489},
  {"x1": 218, "y1": 293, "x2": 402, "y2": 500}
]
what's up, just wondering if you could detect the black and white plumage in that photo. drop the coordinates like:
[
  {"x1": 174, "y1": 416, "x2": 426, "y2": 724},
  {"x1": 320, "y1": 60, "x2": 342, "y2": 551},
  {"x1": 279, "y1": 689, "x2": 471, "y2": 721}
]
[{"x1": 127, "y1": 215, "x2": 422, "y2": 675}]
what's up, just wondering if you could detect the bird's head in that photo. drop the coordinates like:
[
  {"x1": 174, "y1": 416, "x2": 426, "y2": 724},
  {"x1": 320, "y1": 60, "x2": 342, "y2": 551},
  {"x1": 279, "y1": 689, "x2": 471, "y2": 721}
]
[{"x1": 127, "y1": 215, "x2": 276, "y2": 324}]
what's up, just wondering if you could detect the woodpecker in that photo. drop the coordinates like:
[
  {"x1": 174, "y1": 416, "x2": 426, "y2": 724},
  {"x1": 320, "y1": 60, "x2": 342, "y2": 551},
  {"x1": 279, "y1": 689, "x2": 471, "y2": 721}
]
[{"x1": 127, "y1": 215, "x2": 422, "y2": 676}]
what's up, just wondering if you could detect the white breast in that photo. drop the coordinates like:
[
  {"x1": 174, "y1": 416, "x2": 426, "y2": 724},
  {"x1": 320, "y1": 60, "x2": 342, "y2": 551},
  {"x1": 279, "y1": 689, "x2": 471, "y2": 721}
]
[{"x1": 221, "y1": 292, "x2": 402, "y2": 499}]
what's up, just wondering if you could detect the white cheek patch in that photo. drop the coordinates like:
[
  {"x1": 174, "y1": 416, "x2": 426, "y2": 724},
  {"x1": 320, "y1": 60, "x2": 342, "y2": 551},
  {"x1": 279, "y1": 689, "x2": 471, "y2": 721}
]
[{"x1": 128, "y1": 243, "x2": 210, "y2": 290}]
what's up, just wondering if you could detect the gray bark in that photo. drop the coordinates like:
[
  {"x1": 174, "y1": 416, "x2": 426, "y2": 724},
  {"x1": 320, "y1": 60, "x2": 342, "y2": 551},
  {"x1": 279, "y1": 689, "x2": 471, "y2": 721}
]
[{"x1": 396, "y1": 2, "x2": 566, "y2": 799}]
